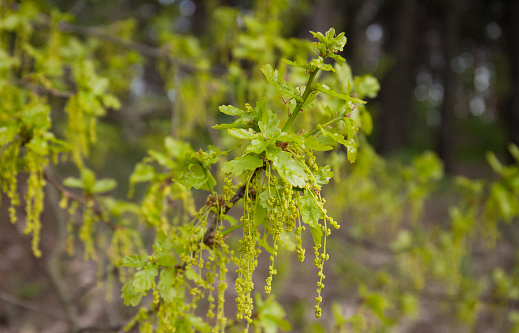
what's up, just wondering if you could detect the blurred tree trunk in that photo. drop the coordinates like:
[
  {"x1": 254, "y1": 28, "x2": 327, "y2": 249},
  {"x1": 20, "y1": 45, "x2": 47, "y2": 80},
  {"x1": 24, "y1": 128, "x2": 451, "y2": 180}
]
[
  {"x1": 437, "y1": 0, "x2": 458, "y2": 174},
  {"x1": 308, "y1": 0, "x2": 334, "y2": 33},
  {"x1": 376, "y1": 0, "x2": 419, "y2": 154},
  {"x1": 503, "y1": 0, "x2": 519, "y2": 149}
]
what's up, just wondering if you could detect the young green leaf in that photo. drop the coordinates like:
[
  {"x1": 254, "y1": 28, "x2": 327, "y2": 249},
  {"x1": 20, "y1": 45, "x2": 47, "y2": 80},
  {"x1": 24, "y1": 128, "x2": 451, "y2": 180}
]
[
  {"x1": 319, "y1": 126, "x2": 348, "y2": 146},
  {"x1": 222, "y1": 154, "x2": 264, "y2": 176},
  {"x1": 246, "y1": 138, "x2": 275, "y2": 154},
  {"x1": 266, "y1": 146, "x2": 308, "y2": 188},
  {"x1": 121, "y1": 280, "x2": 145, "y2": 307},
  {"x1": 277, "y1": 132, "x2": 304, "y2": 145},
  {"x1": 346, "y1": 139, "x2": 357, "y2": 163},
  {"x1": 314, "y1": 165, "x2": 334, "y2": 185},
  {"x1": 213, "y1": 118, "x2": 249, "y2": 129},
  {"x1": 310, "y1": 224, "x2": 323, "y2": 248},
  {"x1": 298, "y1": 193, "x2": 324, "y2": 227},
  {"x1": 186, "y1": 314, "x2": 212, "y2": 332},
  {"x1": 328, "y1": 53, "x2": 346, "y2": 66},
  {"x1": 278, "y1": 231, "x2": 296, "y2": 251},
  {"x1": 0, "y1": 125, "x2": 19, "y2": 145},
  {"x1": 185, "y1": 268, "x2": 203, "y2": 284},
  {"x1": 258, "y1": 109, "x2": 280, "y2": 138},
  {"x1": 119, "y1": 254, "x2": 148, "y2": 268},
  {"x1": 22, "y1": 104, "x2": 50, "y2": 131},
  {"x1": 158, "y1": 268, "x2": 177, "y2": 303},
  {"x1": 91, "y1": 178, "x2": 117, "y2": 193},
  {"x1": 303, "y1": 135, "x2": 333, "y2": 151},
  {"x1": 26, "y1": 136, "x2": 49, "y2": 155},
  {"x1": 360, "y1": 109, "x2": 373, "y2": 135},
  {"x1": 130, "y1": 162, "x2": 155, "y2": 183},
  {"x1": 354, "y1": 74, "x2": 380, "y2": 99},
  {"x1": 81, "y1": 168, "x2": 97, "y2": 190},
  {"x1": 283, "y1": 59, "x2": 314, "y2": 71},
  {"x1": 176, "y1": 163, "x2": 213, "y2": 190},
  {"x1": 63, "y1": 177, "x2": 84, "y2": 189},
  {"x1": 310, "y1": 57, "x2": 335, "y2": 72},
  {"x1": 314, "y1": 83, "x2": 366, "y2": 104},
  {"x1": 132, "y1": 265, "x2": 158, "y2": 293},
  {"x1": 228, "y1": 128, "x2": 258, "y2": 140},
  {"x1": 261, "y1": 64, "x2": 302, "y2": 102},
  {"x1": 148, "y1": 150, "x2": 176, "y2": 169},
  {"x1": 218, "y1": 105, "x2": 247, "y2": 116},
  {"x1": 165, "y1": 137, "x2": 193, "y2": 159},
  {"x1": 254, "y1": 199, "x2": 268, "y2": 226},
  {"x1": 259, "y1": 186, "x2": 279, "y2": 209}
]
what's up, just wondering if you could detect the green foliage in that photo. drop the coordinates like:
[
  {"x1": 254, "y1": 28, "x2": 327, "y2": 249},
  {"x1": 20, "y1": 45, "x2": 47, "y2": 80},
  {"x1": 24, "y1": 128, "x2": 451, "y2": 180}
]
[{"x1": 2, "y1": 1, "x2": 519, "y2": 333}]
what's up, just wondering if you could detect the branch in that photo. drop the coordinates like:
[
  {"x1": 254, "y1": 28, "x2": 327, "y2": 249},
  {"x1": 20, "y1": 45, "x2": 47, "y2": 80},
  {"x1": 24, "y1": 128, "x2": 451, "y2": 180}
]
[
  {"x1": 78, "y1": 324, "x2": 123, "y2": 332},
  {"x1": 202, "y1": 182, "x2": 247, "y2": 245},
  {"x1": 0, "y1": 291, "x2": 69, "y2": 322},
  {"x1": 57, "y1": 21, "x2": 169, "y2": 60},
  {"x1": 418, "y1": 288, "x2": 519, "y2": 310},
  {"x1": 12, "y1": 78, "x2": 74, "y2": 98},
  {"x1": 43, "y1": 170, "x2": 115, "y2": 230},
  {"x1": 343, "y1": 234, "x2": 394, "y2": 255},
  {"x1": 35, "y1": 14, "x2": 226, "y2": 76}
]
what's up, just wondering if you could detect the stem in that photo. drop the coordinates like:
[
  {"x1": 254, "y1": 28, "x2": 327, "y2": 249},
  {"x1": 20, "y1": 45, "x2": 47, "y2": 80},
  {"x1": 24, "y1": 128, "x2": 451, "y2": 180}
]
[
  {"x1": 200, "y1": 163, "x2": 215, "y2": 196},
  {"x1": 304, "y1": 114, "x2": 345, "y2": 138},
  {"x1": 222, "y1": 222, "x2": 244, "y2": 237},
  {"x1": 282, "y1": 69, "x2": 319, "y2": 132}
]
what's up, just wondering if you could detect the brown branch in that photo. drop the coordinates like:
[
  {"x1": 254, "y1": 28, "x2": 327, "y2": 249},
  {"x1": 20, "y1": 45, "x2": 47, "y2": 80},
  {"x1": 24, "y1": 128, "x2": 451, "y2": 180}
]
[
  {"x1": 43, "y1": 170, "x2": 114, "y2": 230},
  {"x1": 418, "y1": 288, "x2": 519, "y2": 310},
  {"x1": 78, "y1": 324, "x2": 123, "y2": 332},
  {"x1": 0, "y1": 291, "x2": 70, "y2": 322},
  {"x1": 343, "y1": 233, "x2": 394, "y2": 255},
  {"x1": 58, "y1": 21, "x2": 169, "y2": 60},
  {"x1": 202, "y1": 180, "x2": 248, "y2": 245},
  {"x1": 12, "y1": 78, "x2": 74, "y2": 98},
  {"x1": 34, "y1": 14, "x2": 227, "y2": 76}
]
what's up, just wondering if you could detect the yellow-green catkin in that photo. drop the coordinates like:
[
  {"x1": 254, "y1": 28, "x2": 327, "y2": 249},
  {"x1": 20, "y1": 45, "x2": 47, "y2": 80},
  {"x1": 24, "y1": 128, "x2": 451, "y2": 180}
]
[
  {"x1": 2, "y1": 142, "x2": 21, "y2": 224},
  {"x1": 235, "y1": 172, "x2": 260, "y2": 322},
  {"x1": 66, "y1": 201, "x2": 78, "y2": 256},
  {"x1": 24, "y1": 153, "x2": 45, "y2": 257},
  {"x1": 80, "y1": 200, "x2": 97, "y2": 260}
]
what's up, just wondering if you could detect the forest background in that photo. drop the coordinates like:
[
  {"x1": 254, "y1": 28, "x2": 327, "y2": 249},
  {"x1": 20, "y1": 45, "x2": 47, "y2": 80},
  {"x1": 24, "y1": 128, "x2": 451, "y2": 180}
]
[{"x1": 1, "y1": 0, "x2": 519, "y2": 332}]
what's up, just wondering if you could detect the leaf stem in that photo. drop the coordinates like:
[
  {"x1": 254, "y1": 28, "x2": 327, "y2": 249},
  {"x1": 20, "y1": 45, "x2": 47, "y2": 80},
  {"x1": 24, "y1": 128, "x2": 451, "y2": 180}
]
[
  {"x1": 200, "y1": 163, "x2": 215, "y2": 196},
  {"x1": 282, "y1": 69, "x2": 319, "y2": 132},
  {"x1": 304, "y1": 114, "x2": 345, "y2": 138},
  {"x1": 222, "y1": 222, "x2": 244, "y2": 237}
]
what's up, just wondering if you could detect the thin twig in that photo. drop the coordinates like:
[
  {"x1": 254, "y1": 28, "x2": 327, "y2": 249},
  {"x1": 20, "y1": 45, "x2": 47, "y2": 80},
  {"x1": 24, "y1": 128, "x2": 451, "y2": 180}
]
[
  {"x1": 43, "y1": 170, "x2": 114, "y2": 230},
  {"x1": 37, "y1": 14, "x2": 228, "y2": 76},
  {"x1": 12, "y1": 78, "x2": 74, "y2": 98},
  {"x1": 419, "y1": 288, "x2": 519, "y2": 310},
  {"x1": 78, "y1": 324, "x2": 123, "y2": 332},
  {"x1": 343, "y1": 233, "x2": 394, "y2": 255},
  {"x1": 0, "y1": 291, "x2": 70, "y2": 322},
  {"x1": 68, "y1": 0, "x2": 88, "y2": 16},
  {"x1": 202, "y1": 180, "x2": 248, "y2": 245}
]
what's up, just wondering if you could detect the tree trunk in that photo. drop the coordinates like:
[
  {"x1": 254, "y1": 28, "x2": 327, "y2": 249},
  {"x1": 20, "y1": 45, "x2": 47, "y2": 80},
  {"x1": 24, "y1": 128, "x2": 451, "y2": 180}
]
[
  {"x1": 376, "y1": 0, "x2": 419, "y2": 154},
  {"x1": 503, "y1": 0, "x2": 519, "y2": 150},
  {"x1": 437, "y1": 0, "x2": 458, "y2": 173}
]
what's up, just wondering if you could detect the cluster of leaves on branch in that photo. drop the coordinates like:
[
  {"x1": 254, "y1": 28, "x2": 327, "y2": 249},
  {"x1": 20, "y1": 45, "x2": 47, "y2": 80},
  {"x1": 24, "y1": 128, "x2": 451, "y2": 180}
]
[
  {"x1": 3, "y1": 1, "x2": 519, "y2": 333},
  {"x1": 319, "y1": 142, "x2": 519, "y2": 332},
  {"x1": 118, "y1": 28, "x2": 374, "y2": 332}
]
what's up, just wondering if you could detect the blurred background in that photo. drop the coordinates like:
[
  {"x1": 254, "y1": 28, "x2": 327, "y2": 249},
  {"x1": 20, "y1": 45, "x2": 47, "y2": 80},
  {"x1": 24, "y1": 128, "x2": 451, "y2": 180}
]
[
  {"x1": 61, "y1": 0, "x2": 519, "y2": 174},
  {"x1": 1, "y1": 0, "x2": 519, "y2": 332}
]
